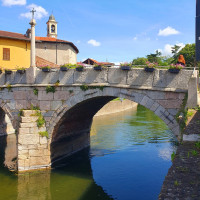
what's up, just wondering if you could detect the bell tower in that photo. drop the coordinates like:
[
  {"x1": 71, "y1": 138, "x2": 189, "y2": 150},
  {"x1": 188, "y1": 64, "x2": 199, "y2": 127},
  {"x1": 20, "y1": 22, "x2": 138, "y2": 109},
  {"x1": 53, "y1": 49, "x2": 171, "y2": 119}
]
[{"x1": 47, "y1": 14, "x2": 58, "y2": 38}]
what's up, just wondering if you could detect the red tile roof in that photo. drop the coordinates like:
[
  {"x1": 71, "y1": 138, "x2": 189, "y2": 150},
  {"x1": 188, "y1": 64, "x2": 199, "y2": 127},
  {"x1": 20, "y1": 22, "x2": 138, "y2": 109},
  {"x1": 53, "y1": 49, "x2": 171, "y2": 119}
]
[
  {"x1": 35, "y1": 37, "x2": 79, "y2": 53},
  {"x1": 0, "y1": 30, "x2": 30, "y2": 41},
  {"x1": 0, "y1": 30, "x2": 79, "y2": 53},
  {"x1": 36, "y1": 56, "x2": 60, "y2": 68}
]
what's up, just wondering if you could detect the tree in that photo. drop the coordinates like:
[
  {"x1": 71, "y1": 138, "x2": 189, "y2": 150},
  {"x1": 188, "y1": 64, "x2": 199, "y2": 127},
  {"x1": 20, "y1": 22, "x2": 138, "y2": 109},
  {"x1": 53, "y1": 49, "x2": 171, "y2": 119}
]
[
  {"x1": 171, "y1": 45, "x2": 181, "y2": 58},
  {"x1": 132, "y1": 57, "x2": 148, "y2": 65},
  {"x1": 147, "y1": 50, "x2": 162, "y2": 63}
]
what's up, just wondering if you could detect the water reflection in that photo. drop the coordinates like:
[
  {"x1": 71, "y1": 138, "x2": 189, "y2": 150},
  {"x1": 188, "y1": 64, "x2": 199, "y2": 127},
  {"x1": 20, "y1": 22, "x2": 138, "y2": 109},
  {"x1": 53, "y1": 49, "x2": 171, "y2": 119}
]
[{"x1": 0, "y1": 105, "x2": 177, "y2": 200}]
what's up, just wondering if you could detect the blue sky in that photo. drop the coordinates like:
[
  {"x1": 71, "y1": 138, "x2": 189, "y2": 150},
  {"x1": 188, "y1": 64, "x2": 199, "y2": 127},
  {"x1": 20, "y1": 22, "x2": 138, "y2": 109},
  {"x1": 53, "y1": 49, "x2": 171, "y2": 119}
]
[{"x1": 0, "y1": 0, "x2": 196, "y2": 63}]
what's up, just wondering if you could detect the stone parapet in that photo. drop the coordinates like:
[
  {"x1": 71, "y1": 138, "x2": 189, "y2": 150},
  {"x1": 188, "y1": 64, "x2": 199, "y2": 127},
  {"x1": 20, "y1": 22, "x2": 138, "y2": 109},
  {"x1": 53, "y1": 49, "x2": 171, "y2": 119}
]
[{"x1": 0, "y1": 68, "x2": 194, "y2": 91}]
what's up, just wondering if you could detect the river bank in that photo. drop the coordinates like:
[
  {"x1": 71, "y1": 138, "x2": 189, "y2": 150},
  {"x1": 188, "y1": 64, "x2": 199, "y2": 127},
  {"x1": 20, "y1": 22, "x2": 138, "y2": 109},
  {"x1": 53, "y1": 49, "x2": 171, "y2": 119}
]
[
  {"x1": 159, "y1": 110, "x2": 200, "y2": 200},
  {"x1": 94, "y1": 99, "x2": 137, "y2": 117}
]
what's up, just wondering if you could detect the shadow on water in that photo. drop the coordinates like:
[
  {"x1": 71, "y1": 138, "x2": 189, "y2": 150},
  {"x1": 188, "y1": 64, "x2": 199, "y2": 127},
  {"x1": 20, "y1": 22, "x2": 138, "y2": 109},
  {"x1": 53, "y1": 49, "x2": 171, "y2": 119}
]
[
  {"x1": 51, "y1": 148, "x2": 114, "y2": 200},
  {"x1": 0, "y1": 135, "x2": 17, "y2": 200}
]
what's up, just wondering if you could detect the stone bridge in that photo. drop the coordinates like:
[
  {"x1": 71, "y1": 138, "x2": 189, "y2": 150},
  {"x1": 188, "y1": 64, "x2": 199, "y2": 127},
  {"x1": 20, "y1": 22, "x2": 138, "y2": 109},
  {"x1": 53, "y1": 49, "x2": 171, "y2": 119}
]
[{"x1": 0, "y1": 67, "x2": 198, "y2": 171}]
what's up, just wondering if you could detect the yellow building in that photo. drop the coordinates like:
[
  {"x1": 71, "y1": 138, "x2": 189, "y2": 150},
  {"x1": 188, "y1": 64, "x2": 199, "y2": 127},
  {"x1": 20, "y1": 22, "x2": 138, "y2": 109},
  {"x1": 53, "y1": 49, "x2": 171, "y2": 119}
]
[{"x1": 0, "y1": 30, "x2": 31, "y2": 70}]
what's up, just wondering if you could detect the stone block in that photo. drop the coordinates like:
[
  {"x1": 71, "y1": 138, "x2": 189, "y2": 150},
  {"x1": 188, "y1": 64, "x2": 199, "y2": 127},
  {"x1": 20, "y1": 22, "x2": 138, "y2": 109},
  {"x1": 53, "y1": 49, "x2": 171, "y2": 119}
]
[
  {"x1": 13, "y1": 91, "x2": 27, "y2": 100},
  {"x1": 157, "y1": 99, "x2": 182, "y2": 109},
  {"x1": 0, "y1": 73, "x2": 5, "y2": 85},
  {"x1": 19, "y1": 128, "x2": 30, "y2": 135},
  {"x1": 22, "y1": 110, "x2": 36, "y2": 117},
  {"x1": 43, "y1": 111, "x2": 54, "y2": 117},
  {"x1": 21, "y1": 116, "x2": 38, "y2": 123},
  {"x1": 154, "y1": 105, "x2": 165, "y2": 117},
  {"x1": 18, "y1": 155, "x2": 28, "y2": 160},
  {"x1": 40, "y1": 136, "x2": 48, "y2": 145},
  {"x1": 38, "y1": 91, "x2": 53, "y2": 101},
  {"x1": 18, "y1": 134, "x2": 39, "y2": 145},
  {"x1": 145, "y1": 91, "x2": 165, "y2": 100},
  {"x1": 35, "y1": 70, "x2": 59, "y2": 84},
  {"x1": 38, "y1": 127, "x2": 46, "y2": 132},
  {"x1": 43, "y1": 149, "x2": 50, "y2": 156},
  {"x1": 30, "y1": 100, "x2": 39, "y2": 108},
  {"x1": 140, "y1": 96, "x2": 150, "y2": 107},
  {"x1": 30, "y1": 127, "x2": 39, "y2": 134},
  {"x1": 59, "y1": 69, "x2": 74, "y2": 84},
  {"x1": 127, "y1": 68, "x2": 154, "y2": 87},
  {"x1": 74, "y1": 68, "x2": 108, "y2": 84},
  {"x1": 27, "y1": 90, "x2": 38, "y2": 100},
  {"x1": 29, "y1": 149, "x2": 44, "y2": 157},
  {"x1": 39, "y1": 101, "x2": 51, "y2": 110},
  {"x1": 108, "y1": 68, "x2": 127, "y2": 84},
  {"x1": 50, "y1": 100, "x2": 62, "y2": 110},
  {"x1": 16, "y1": 100, "x2": 27, "y2": 110},
  {"x1": 13, "y1": 72, "x2": 26, "y2": 84},
  {"x1": 2, "y1": 92, "x2": 13, "y2": 100},
  {"x1": 165, "y1": 92, "x2": 180, "y2": 100},
  {"x1": 168, "y1": 109, "x2": 178, "y2": 116},
  {"x1": 29, "y1": 156, "x2": 50, "y2": 166},
  {"x1": 54, "y1": 91, "x2": 70, "y2": 101},
  {"x1": 150, "y1": 102, "x2": 160, "y2": 112},
  {"x1": 20, "y1": 122, "x2": 37, "y2": 128}
]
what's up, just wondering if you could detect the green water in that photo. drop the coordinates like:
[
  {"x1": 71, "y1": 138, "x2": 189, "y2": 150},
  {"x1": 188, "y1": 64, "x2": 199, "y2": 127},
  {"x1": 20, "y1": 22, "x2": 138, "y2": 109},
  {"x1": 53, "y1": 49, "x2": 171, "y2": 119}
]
[{"x1": 0, "y1": 105, "x2": 177, "y2": 200}]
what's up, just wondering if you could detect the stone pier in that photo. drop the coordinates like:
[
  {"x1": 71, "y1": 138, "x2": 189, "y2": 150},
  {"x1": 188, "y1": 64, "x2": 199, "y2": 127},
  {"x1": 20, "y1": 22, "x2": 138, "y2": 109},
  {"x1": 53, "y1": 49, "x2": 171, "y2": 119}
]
[{"x1": 18, "y1": 110, "x2": 50, "y2": 171}]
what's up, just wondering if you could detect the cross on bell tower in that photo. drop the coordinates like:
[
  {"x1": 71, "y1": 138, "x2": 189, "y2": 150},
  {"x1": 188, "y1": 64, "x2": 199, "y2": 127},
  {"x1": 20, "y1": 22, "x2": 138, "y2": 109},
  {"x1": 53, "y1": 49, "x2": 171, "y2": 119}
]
[{"x1": 46, "y1": 14, "x2": 58, "y2": 38}]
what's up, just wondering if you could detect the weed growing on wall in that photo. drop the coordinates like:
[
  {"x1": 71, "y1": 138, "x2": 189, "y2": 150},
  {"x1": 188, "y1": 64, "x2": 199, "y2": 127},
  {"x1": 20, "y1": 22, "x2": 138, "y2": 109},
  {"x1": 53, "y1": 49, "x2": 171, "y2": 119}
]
[
  {"x1": 38, "y1": 131, "x2": 49, "y2": 138},
  {"x1": 6, "y1": 84, "x2": 12, "y2": 92},
  {"x1": 80, "y1": 84, "x2": 105, "y2": 92},
  {"x1": 175, "y1": 93, "x2": 188, "y2": 131},
  {"x1": 171, "y1": 152, "x2": 176, "y2": 161},
  {"x1": 33, "y1": 88, "x2": 38, "y2": 96},
  {"x1": 46, "y1": 86, "x2": 56, "y2": 93},
  {"x1": 54, "y1": 80, "x2": 60, "y2": 87}
]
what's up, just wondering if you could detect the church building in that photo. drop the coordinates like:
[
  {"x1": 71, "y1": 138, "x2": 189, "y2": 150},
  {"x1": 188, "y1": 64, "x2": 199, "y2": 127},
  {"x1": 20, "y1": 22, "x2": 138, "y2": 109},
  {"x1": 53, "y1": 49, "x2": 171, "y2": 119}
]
[{"x1": 0, "y1": 14, "x2": 79, "y2": 69}]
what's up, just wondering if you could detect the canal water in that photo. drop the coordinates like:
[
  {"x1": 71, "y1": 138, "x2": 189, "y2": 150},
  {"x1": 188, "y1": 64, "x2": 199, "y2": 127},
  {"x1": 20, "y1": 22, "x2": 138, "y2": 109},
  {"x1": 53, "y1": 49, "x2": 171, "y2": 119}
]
[{"x1": 0, "y1": 105, "x2": 177, "y2": 200}]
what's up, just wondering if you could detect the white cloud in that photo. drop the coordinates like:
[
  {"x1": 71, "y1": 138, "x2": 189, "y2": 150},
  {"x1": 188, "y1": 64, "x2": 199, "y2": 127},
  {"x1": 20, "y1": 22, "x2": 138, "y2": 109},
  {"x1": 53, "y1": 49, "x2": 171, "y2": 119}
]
[
  {"x1": 133, "y1": 37, "x2": 138, "y2": 41},
  {"x1": 158, "y1": 26, "x2": 180, "y2": 36},
  {"x1": 88, "y1": 39, "x2": 101, "y2": 47},
  {"x1": 1, "y1": 0, "x2": 26, "y2": 6},
  {"x1": 76, "y1": 40, "x2": 81, "y2": 44},
  {"x1": 20, "y1": 4, "x2": 48, "y2": 20},
  {"x1": 158, "y1": 43, "x2": 185, "y2": 56}
]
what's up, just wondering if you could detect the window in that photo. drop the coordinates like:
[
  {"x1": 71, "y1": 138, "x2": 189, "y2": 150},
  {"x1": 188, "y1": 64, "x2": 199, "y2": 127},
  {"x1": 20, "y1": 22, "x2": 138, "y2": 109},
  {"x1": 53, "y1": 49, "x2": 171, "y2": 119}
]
[{"x1": 3, "y1": 48, "x2": 10, "y2": 61}]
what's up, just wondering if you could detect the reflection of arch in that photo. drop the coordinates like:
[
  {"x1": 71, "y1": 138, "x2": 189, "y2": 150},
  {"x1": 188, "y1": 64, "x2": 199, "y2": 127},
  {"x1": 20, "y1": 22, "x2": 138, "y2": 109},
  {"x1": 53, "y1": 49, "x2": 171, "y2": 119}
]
[{"x1": 49, "y1": 87, "x2": 180, "y2": 162}]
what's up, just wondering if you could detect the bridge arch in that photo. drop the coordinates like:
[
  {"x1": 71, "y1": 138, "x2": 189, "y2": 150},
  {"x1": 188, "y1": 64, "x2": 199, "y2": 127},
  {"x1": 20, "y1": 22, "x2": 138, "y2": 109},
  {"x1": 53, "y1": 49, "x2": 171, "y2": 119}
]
[
  {"x1": 0, "y1": 102, "x2": 15, "y2": 136},
  {"x1": 48, "y1": 87, "x2": 181, "y2": 162}
]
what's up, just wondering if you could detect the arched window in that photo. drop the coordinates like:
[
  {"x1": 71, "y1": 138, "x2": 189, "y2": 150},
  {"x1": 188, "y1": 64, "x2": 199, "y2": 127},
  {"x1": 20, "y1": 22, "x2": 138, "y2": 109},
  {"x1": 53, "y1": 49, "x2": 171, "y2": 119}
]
[{"x1": 51, "y1": 25, "x2": 55, "y2": 33}]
